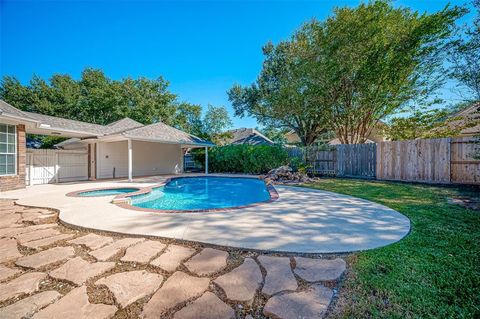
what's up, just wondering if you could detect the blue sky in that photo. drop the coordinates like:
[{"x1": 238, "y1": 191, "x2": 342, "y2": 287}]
[{"x1": 0, "y1": 0, "x2": 474, "y2": 129}]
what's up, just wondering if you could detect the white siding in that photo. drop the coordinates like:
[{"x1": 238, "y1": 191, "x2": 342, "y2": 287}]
[{"x1": 97, "y1": 140, "x2": 182, "y2": 179}]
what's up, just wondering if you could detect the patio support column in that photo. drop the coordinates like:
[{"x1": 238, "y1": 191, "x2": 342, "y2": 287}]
[
  {"x1": 128, "y1": 138, "x2": 133, "y2": 182},
  {"x1": 205, "y1": 146, "x2": 208, "y2": 175}
]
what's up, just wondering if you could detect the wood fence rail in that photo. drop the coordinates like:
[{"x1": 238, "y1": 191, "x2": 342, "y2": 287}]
[{"x1": 286, "y1": 137, "x2": 479, "y2": 185}]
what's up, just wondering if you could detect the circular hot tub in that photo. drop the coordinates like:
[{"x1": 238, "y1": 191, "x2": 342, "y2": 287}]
[{"x1": 76, "y1": 187, "x2": 140, "y2": 197}]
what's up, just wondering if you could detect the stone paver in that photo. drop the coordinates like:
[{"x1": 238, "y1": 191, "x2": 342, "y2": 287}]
[
  {"x1": 20, "y1": 211, "x2": 56, "y2": 224},
  {"x1": 0, "y1": 272, "x2": 46, "y2": 302},
  {"x1": 0, "y1": 265, "x2": 21, "y2": 282},
  {"x1": 294, "y1": 257, "x2": 346, "y2": 282},
  {"x1": 258, "y1": 255, "x2": 297, "y2": 295},
  {"x1": 16, "y1": 228, "x2": 61, "y2": 244},
  {"x1": 68, "y1": 233, "x2": 114, "y2": 250},
  {"x1": 96, "y1": 270, "x2": 163, "y2": 308},
  {"x1": 33, "y1": 285, "x2": 117, "y2": 319},
  {"x1": 214, "y1": 258, "x2": 262, "y2": 302},
  {"x1": 0, "y1": 237, "x2": 22, "y2": 263},
  {"x1": 16, "y1": 246, "x2": 75, "y2": 269},
  {"x1": 173, "y1": 291, "x2": 235, "y2": 319},
  {"x1": 0, "y1": 224, "x2": 57, "y2": 238},
  {"x1": 49, "y1": 257, "x2": 115, "y2": 285},
  {"x1": 150, "y1": 244, "x2": 196, "y2": 272},
  {"x1": 90, "y1": 237, "x2": 144, "y2": 261},
  {"x1": 0, "y1": 213, "x2": 20, "y2": 228},
  {"x1": 120, "y1": 240, "x2": 166, "y2": 263},
  {"x1": 23, "y1": 233, "x2": 75, "y2": 249},
  {"x1": 184, "y1": 248, "x2": 228, "y2": 276},
  {"x1": 0, "y1": 290, "x2": 62, "y2": 319},
  {"x1": 263, "y1": 284, "x2": 333, "y2": 319},
  {"x1": 141, "y1": 271, "x2": 210, "y2": 319}
]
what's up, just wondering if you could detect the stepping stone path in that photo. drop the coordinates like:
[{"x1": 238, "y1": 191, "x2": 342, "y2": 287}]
[
  {"x1": 33, "y1": 286, "x2": 117, "y2": 319},
  {"x1": 141, "y1": 271, "x2": 210, "y2": 319},
  {"x1": 120, "y1": 240, "x2": 166, "y2": 263},
  {"x1": 258, "y1": 255, "x2": 298, "y2": 295},
  {"x1": 16, "y1": 246, "x2": 75, "y2": 269},
  {"x1": 90, "y1": 237, "x2": 144, "y2": 261},
  {"x1": 49, "y1": 257, "x2": 115, "y2": 285},
  {"x1": 263, "y1": 284, "x2": 333, "y2": 319},
  {"x1": 0, "y1": 272, "x2": 46, "y2": 302},
  {"x1": 294, "y1": 257, "x2": 346, "y2": 282},
  {"x1": 95, "y1": 270, "x2": 163, "y2": 308},
  {"x1": 173, "y1": 291, "x2": 235, "y2": 319},
  {"x1": 184, "y1": 247, "x2": 228, "y2": 276},
  {"x1": 150, "y1": 244, "x2": 196, "y2": 272},
  {"x1": 0, "y1": 265, "x2": 21, "y2": 282},
  {"x1": 214, "y1": 258, "x2": 262, "y2": 302},
  {"x1": 0, "y1": 290, "x2": 61, "y2": 319},
  {"x1": 68, "y1": 233, "x2": 114, "y2": 250},
  {"x1": 0, "y1": 199, "x2": 346, "y2": 319}
]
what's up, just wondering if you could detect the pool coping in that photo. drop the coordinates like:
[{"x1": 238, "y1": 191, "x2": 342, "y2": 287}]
[{"x1": 69, "y1": 175, "x2": 280, "y2": 213}]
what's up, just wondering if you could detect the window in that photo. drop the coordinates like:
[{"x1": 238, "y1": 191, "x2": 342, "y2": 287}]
[{"x1": 0, "y1": 124, "x2": 16, "y2": 175}]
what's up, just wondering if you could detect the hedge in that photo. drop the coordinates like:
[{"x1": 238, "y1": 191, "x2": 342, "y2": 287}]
[{"x1": 193, "y1": 144, "x2": 289, "y2": 174}]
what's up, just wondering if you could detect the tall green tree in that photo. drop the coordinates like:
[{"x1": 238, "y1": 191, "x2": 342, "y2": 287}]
[{"x1": 229, "y1": 0, "x2": 464, "y2": 145}]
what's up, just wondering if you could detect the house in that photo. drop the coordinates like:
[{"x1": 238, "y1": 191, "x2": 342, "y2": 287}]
[
  {"x1": 222, "y1": 128, "x2": 274, "y2": 146},
  {"x1": 443, "y1": 103, "x2": 480, "y2": 137},
  {"x1": 0, "y1": 100, "x2": 213, "y2": 191},
  {"x1": 284, "y1": 123, "x2": 387, "y2": 145}
]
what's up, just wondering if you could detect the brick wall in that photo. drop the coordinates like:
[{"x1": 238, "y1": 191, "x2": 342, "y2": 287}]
[{"x1": 0, "y1": 124, "x2": 26, "y2": 192}]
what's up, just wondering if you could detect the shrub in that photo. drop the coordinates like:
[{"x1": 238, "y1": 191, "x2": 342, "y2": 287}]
[{"x1": 193, "y1": 144, "x2": 289, "y2": 174}]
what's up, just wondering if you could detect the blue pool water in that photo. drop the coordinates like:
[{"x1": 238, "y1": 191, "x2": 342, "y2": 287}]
[
  {"x1": 131, "y1": 177, "x2": 271, "y2": 211},
  {"x1": 78, "y1": 188, "x2": 139, "y2": 197}
]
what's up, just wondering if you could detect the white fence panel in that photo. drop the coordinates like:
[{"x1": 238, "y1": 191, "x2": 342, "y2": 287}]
[{"x1": 27, "y1": 149, "x2": 88, "y2": 185}]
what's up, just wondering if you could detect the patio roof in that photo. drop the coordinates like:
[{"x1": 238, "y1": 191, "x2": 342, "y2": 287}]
[{"x1": 0, "y1": 99, "x2": 214, "y2": 146}]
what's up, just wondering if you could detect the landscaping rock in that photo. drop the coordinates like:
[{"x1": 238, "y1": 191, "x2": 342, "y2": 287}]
[
  {"x1": 96, "y1": 270, "x2": 163, "y2": 308},
  {"x1": 263, "y1": 284, "x2": 333, "y2": 319},
  {"x1": 16, "y1": 246, "x2": 75, "y2": 269},
  {"x1": 294, "y1": 257, "x2": 346, "y2": 282},
  {"x1": 0, "y1": 238, "x2": 22, "y2": 263},
  {"x1": 262, "y1": 165, "x2": 316, "y2": 185},
  {"x1": 120, "y1": 240, "x2": 166, "y2": 263},
  {"x1": 173, "y1": 291, "x2": 235, "y2": 319},
  {"x1": 90, "y1": 237, "x2": 144, "y2": 261},
  {"x1": 0, "y1": 272, "x2": 46, "y2": 302},
  {"x1": 258, "y1": 255, "x2": 297, "y2": 295},
  {"x1": 184, "y1": 248, "x2": 228, "y2": 276},
  {"x1": 141, "y1": 271, "x2": 210, "y2": 319},
  {"x1": 0, "y1": 265, "x2": 21, "y2": 282},
  {"x1": 49, "y1": 257, "x2": 115, "y2": 285},
  {"x1": 150, "y1": 244, "x2": 196, "y2": 272},
  {"x1": 68, "y1": 233, "x2": 114, "y2": 250},
  {"x1": 33, "y1": 285, "x2": 117, "y2": 319},
  {"x1": 23, "y1": 233, "x2": 75, "y2": 249},
  {"x1": 0, "y1": 290, "x2": 62, "y2": 319},
  {"x1": 214, "y1": 258, "x2": 262, "y2": 302}
]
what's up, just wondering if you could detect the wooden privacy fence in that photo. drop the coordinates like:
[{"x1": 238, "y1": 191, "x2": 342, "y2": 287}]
[{"x1": 287, "y1": 137, "x2": 479, "y2": 184}]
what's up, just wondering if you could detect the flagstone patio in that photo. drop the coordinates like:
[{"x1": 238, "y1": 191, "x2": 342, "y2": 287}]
[{"x1": 0, "y1": 199, "x2": 346, "y2": 319}]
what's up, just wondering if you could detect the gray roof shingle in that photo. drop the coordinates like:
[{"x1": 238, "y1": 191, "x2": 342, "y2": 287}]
[{"x1": 225, "y1": 128, "x2": 273, "y2": 145}]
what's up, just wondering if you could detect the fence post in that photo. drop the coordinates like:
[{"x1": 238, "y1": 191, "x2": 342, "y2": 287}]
[{"x1": 54, "y1": 152, "x2": 59, "y2": 184}]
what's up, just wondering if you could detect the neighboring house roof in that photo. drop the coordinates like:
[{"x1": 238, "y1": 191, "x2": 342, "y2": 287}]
[
  {"x1": 446, "y1": 103, "x2": 480, "y2": 136},
  {"x1": 0, "y1": 99, "x2": 213, "y2": 147},
  {"x1": 224, "y1": 128, "x2": 274, "y2": 145}
]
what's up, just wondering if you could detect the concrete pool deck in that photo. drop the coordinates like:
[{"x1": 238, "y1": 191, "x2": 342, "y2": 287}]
[{"x1": 0, "y1": 175, "x2": 410, "y2": 253}]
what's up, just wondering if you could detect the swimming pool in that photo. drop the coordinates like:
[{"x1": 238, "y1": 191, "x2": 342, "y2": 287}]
[
  {"x1": 130, "y1": 177, "x2": 273, "y2": 211},
  {"x1": 78, "y1": 188, "x2": 139, "y2": 197}
]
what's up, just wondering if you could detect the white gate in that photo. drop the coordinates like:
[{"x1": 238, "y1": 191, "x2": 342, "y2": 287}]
[{"x1": 26, "y1": 149, "x2": 88, "y2": 185}]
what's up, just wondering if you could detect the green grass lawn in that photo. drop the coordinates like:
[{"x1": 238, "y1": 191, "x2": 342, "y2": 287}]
[{"x1": 303, "y1": 179, "x2": 480, "y2": 319}]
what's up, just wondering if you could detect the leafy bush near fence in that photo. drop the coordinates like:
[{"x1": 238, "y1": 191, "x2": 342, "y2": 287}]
[{"x1": 193, "y1": 144, "x2": 289, "y2": 174}]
